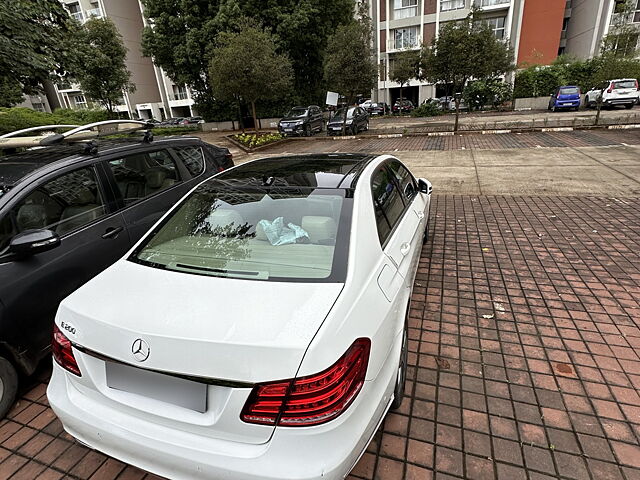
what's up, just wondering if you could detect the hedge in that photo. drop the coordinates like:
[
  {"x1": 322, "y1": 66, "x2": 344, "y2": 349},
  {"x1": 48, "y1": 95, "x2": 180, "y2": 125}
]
[{"x1": 0, "y1": 107, "x2": 110, "y2": 135}]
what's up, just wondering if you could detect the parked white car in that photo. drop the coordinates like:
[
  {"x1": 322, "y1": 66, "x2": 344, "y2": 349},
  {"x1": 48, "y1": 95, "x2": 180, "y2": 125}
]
[
  {"x1": 47, "y1": 153, "x2": 432, "y2": 480},
  {"x1": 585, "y1": 78, "x2": 639, "y2": 109}
]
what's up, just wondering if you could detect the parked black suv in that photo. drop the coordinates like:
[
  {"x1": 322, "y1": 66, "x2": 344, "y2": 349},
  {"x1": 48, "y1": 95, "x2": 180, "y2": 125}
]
[
  {"x1": 278, "y1": 105, "x2": 324, "y2": 136},
  {"x1": 0, "y1": 122, "x2": 232, "y2": 416}
]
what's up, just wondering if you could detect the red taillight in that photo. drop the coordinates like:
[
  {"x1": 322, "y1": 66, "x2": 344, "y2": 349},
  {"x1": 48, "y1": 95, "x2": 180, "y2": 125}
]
[
  {"x1": 52, "y1": 324, "x2": 81, "y2": 376},
  {"x1": 241, "y1": 338, "x2": 370, "y2": 427},
  {"x1": 607, "y1": 83, "x2": 613, "y2": 93},
  {"x1": 635, "y1": 80, "x2": 639, "y2": 91}
]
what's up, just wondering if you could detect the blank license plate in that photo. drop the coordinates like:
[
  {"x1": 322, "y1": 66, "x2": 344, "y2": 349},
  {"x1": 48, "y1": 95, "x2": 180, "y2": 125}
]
[{"x1": 106, "y1": 361, "x2": 207, "y2": 412}]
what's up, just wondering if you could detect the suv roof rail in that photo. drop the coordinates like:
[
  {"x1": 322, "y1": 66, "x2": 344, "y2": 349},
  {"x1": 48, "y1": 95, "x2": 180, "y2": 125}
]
[
  {"x1": 0, "y1": 120, "x2": 153, "y2": 150},
  {"x1": 0, "y1": 125, "x2": 79, "y2": 139}
]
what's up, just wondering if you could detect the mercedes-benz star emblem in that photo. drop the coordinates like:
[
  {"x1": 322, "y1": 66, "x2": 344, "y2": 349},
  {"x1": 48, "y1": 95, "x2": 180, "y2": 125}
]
[{"x1": 131, "y1": 338, "x2": 150, "y2": 362}]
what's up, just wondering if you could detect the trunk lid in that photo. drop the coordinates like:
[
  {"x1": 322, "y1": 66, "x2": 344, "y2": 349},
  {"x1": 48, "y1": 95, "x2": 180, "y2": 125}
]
[
  {"x1": 60, "y1": 260, "x2": 342, "y2": 383},
  {"x1": 56, "y1": 260, "x2": 343, "y2": 445}
]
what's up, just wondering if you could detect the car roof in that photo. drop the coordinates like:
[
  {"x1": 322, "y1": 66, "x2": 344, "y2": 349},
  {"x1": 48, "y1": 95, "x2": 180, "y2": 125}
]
[
  {"x1": 212, "y1": 154, "x2": 376, "y2": 189},
  {"x1": 0, "y1": 136, "x2": 202, "y2": 189}
]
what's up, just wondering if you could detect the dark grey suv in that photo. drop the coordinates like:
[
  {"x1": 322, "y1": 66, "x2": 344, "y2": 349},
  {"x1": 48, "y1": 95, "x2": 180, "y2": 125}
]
[
  {"x1": 278, "y1": 105, "x2": 324, "y2": 136},
  {"x1": 0, "y1": 125, "x2": 232, "y2": 416}
]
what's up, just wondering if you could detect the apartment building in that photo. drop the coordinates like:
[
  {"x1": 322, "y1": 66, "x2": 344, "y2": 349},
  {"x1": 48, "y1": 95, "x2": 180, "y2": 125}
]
[
  {"x1": 563, "y1": 0, "x2": 640, "y2": 59},
  {"x1": 23, "y1": 0, "x2": 198, "y2": 120},
  {"x1": 372, "y1": 0, "x2": 568, "y2": 106}
]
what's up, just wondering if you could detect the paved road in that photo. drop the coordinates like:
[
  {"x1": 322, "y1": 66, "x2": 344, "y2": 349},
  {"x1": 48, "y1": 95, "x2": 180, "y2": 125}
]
[
  {"x1": 1, "y1": 195, "x2": 639, "y2": 480},
  {"x1": 200, "y1": 129, "x2": 640, "y2": 197}
]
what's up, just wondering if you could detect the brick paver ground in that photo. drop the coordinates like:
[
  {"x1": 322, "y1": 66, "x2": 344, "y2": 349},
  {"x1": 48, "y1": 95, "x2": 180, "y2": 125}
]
[
  {"x1": 258, "y1": 128, "x2": 640, "y2": 154},
  {"x1": 2, "y1": 195, "x2": 640, "y2": 479}
]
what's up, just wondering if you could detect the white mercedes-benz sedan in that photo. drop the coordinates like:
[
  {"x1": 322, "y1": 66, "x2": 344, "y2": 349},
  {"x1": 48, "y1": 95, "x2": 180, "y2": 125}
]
[{"x1": 47, "y1": 153, "x2": 432, "y2": 480}]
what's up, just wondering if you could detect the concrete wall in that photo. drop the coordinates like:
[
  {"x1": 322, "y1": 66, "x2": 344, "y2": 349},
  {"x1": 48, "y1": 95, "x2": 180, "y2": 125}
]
[
  {"x1": 565, "y1": 0, "x2": 614, "y2": 59},
  {"x1": 514, "y1": 94, "x2": 586, "y2": 110}
]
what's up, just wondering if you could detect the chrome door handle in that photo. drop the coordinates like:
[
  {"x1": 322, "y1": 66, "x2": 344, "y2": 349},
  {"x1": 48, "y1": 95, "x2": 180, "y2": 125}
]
[
  {"x1": 400, "y1": 242, "x2": 411, "y2": 256},
  {"x1": 417, "y1": 211, "x2": 425, "y2": 219},
  {"x1": 102, "y1": 226, "x2": 124, "y2": 239}
]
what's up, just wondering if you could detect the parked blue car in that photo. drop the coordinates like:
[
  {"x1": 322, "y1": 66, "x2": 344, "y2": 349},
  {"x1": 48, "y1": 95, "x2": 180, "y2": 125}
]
[{"x1": 548, "y1": 86, "x2": 581, "y2": 111}]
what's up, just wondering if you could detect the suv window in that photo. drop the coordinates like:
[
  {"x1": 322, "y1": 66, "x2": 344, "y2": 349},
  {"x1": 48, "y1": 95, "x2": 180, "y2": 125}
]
[
  {"x1": 387, "y1": 160, "x2": 417, "y2": 202},
  {"x1": 0, "y1": 166, "x2": 107, "y2": 251},
  {"x1": 613, "y1": 80, "x2": 636, "y2": 89},
  {"x1": 173, "y1": 146, "x2": 205, "y2": 177},
  {"x1": 371, "y1": 165, "x2": 405, "y2": 245},
  {"x1": 107, "y1": 150, "x2": 180, "y2": 205}
]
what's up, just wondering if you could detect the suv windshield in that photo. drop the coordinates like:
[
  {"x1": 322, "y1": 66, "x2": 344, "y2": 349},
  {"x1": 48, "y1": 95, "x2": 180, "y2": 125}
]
[
  {"x1": 286, "y1": 108, "x2": 308, "y2": 118},
  {"x1": 131, "y1": 184, "x2": 351, "y2": 282}
]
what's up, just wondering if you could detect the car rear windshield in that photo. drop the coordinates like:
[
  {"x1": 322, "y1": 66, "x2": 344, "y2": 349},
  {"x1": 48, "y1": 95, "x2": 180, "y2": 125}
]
[
  {"x1": 130, "y1": 185, "x2": 351, "y2": 282},
  {"x1": 333, "y1": 107, "x2": 355, "y2": 118},
  {"x1": 560, "y1": 87, "x2": 579, "y2": 94},
  {"x1": 614, "y1": 80, "x2": 636, "y2": 89}
]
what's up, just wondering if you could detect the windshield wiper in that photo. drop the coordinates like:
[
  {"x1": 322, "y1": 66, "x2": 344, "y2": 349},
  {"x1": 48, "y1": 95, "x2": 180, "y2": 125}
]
[{"x1": 173, "y1": 263, "x2": 267, "y2": 279}]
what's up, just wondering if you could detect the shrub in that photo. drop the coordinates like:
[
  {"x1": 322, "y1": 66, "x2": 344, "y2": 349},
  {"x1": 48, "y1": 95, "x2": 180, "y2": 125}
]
[
  {"x1": 233, "y1": 132, "x2": 284, "y2": 148},
  {"x1": 0, "y1": 107, "x2": 111, "y2": 135},
  {"x1": 463, "y1": 79, "x2": 513, "y2": 110},
  {"x1": 411, "y1": 102, "x2": 441, "y2": 117}
]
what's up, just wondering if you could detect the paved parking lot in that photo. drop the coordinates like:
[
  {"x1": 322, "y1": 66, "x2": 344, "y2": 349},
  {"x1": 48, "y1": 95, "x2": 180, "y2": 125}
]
[{"x1": 1, "y1": 192, "x2": 639, "y2": 479}]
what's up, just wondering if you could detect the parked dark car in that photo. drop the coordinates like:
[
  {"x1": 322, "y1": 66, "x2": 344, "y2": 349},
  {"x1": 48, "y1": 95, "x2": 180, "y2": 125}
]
[
  {"x1": 179, "y1": 116, "x2": 204, "y2": 125},
  {"x1": 392, "y1": 99, "x2": 414, "y2": 114},
  {"x1": 157, "y1": 117, "x2": 183, "y2": 127},
  {"x1": 367, "y1": 102, "x2": 390, "y2": 116},
  {"x1": 0, "y1": 125, "x2": 232, "y2": 416},
  {"x1": 278, "y1": 106, "x2": 324, "y2": 136},
  {"x1": 549, "y1": 86, "x2": 581, "y2": 111},
  {"x1": 326, "y1": 106, "x2": 369, "y2": 135}
]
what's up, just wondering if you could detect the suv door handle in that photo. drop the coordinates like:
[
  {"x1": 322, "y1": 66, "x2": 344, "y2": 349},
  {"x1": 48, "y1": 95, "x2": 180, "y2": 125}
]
[
  {"x1": 400, "y1": 242, "x2": 411, "y2": 256},
  {"x1": 102, "y1": 226, "x2": 124, "y2": 239},
  {"x1": 417, "y1": 211, "x2": 425, "y2": 219}
]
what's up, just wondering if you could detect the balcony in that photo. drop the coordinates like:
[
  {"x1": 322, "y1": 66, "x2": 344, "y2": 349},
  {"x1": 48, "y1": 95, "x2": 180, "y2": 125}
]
[
  {"x1": 86, "y1": 8, "x2": 103, "y2": 18},
  {"x1": 169, "y1": 92, "x2": 193, "y2": 107},
  {"x1": 70, "y1": 11, "x2": 84, "y2": 22},
  {"x1": 388, "y1": 36, "x2": 422, "y2": 52}
]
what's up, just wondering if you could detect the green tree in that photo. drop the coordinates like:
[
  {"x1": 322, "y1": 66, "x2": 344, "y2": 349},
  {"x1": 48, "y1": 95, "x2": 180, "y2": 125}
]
[
  {"x1": 590, "y1": 53, "x2": 640, "y2": 124},
  {"x1": 0, "y1": 0, "x2": 77, "y2": 106},
  {"x1": 420, "y1": 11, "x2": 514, "y2": 131},
  {"x1": 323, "y1": 2, "x2": 377, "y2": 134},
  {"x1": 74, "y1": 18, "x2": 135, "y2": 114},
  {"x1": 141, "y1": 0, "x2": 354, "y2": 119},
  {"x1": 602, "y1": 0, "x2": 639, "y2": 57},
  {"x1": 390, "y1": 50, "x2": 421, "y2": 109},
  {"x1": 208, "y1": 22, "x2": 293, "y2": 132}
]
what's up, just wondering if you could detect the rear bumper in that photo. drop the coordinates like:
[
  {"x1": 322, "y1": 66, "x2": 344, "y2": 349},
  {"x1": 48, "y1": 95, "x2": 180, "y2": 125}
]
[
  {"x1": 604, "y1": 97, "x2": 637, "y2": 105},
  {"x1": 48, "y1": 363, "x2": 392, "y2": 480},
  {"x1": 553, "y1": 100, "x2": 580, "y2": 108}
]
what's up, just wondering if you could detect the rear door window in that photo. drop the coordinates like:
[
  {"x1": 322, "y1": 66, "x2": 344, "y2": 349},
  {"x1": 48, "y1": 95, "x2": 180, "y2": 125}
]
[
  {"x1": 371, "y1": 165, "x2": 405, "y2": 245},
  {"x1": 173, "y1": 146, "x2": 205, "y2": 177},
  {"x1": 107, "y1": 149, "x2": 181, "y2": 205}
]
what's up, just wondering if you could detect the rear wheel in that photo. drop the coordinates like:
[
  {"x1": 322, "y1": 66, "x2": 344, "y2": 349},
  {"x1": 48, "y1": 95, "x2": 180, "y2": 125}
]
[
  {"x1": 351, "y1": 124, "x2": 358, "y2": 135},
  {"x1": 0, "y1": 356, "x2": 18, "y2": 418},
  {"x1": 390, "y1": 320, "x2": 408, "y2": 410},
  {"x1": 364, "y1": 120, "x2": 369, "y2": 131}
]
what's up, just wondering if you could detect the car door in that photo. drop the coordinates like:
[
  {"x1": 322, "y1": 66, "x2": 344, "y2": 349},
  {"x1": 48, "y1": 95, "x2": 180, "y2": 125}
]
[
  {"x1": 0, "y1": 164, "x2": 129, "y2": 364},
  {"x1": 103, "y1": 147, "x2": 193, "y2": 243},
  {"x1": 371, "y1": 163, "x2": 422, "y2": 307}
]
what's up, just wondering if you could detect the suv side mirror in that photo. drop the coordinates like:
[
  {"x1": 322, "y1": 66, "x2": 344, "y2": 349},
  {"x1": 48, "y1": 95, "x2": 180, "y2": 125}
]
[
  {"x1": 418, "y1": 178, "x2": 432, "y2": 195},
  {"x1": 9, "y1": 229, "x2": 60, "y2": 257}
]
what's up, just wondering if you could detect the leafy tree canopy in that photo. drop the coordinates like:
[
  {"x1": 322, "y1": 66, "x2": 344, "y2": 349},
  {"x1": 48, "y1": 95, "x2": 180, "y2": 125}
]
[
  {"x1": 0, "y1": 0, "x2": 77, "y2": 106},
  {"x1": 390, "y1": 50, "x2": 421, "y2": 101},
  {"x1": 420, "y1": 10, "x2": 514, "y2": 130},
  {"x1": 141, "y1": 0, "x2": 354, "y2": 119},
  {"x1": 209, "y1": 21, "x2": 293, "y2": 131},
  {"x1": 73, "y1": 18, "x2": 135, "y2": 113}
]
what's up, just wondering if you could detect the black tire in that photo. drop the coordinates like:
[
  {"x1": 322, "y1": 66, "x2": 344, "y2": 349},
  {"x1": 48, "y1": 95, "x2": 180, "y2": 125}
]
[
  {"x1": 364, "y1": 120, "x2": 369, "y2": 131},
  {"x1": 423, "y1": 219, "x2": 430, "y2": 244},
  {"x1": 351, "y1": 125, "x2": 358, "y2": 135},
  {"x1": 0, "y1": 356, "x2": 18, "y2": 418},
  {"x1": 391, "y1": 320, "x2": 408, "y2": 410},
  {"x1": 304, "y1": 124, "x2": 312, "y2": 136},
  {"x1": 625, "y1": 103, "x2": 634, "y2": 109}
]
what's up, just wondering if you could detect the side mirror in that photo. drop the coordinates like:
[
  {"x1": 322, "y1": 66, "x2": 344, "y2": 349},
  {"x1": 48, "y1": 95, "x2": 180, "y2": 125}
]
[
  {"x1": 418, "y1": 178, "x2": 432, "y2": 195},
  {"x1": 9, "y1": 229, "x2": 60, "y2": 257}
]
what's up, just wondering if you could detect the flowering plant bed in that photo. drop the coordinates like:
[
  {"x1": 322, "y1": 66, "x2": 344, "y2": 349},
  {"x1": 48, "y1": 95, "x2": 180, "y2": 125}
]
[{"x1": 231, "y1": 132, "x2": 285, "y2": 150}]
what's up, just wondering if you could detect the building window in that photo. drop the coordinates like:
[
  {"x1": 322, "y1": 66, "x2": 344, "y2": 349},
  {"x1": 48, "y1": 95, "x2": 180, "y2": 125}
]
[
  {"x1": 441, "y1": 0, "x2": 465, "y2": 11},
  {"x1": 394, "y1": 0, "x2": 418, "y2": 19},
  {"x1": 32, "y1": 103, "x2": 46, "y2": 112},
  {"x1": 478, "y1": 0, "x2": 509, "y2": 6},
  {"x1": 635, "y1": 0, "x2": 640, "y2": 23},
  {"x1": 562, "y1": 17, "x2": 569, "y2": 31},
  {"x1": 74, "y1": 95, "x2": 86, "y2": 104},
  {"x1": 484, "y1": 17, "x2": 506, "y2": 38},
  {"x1": 66, "y1": 2, "x2": 84, "y2": 22},
  {"x1": 173, "y1": 85, "x2": 189, "y2": 100},
  {"x1": 393, "y1": 26, "x2": 419, "y2": 49}
]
